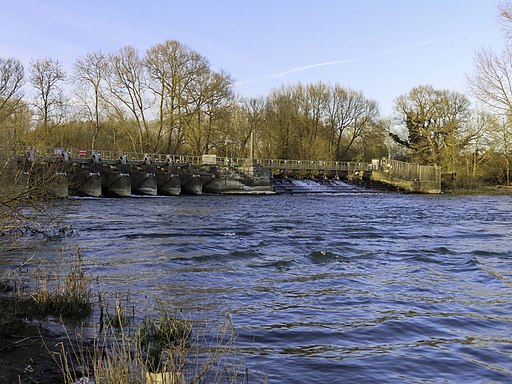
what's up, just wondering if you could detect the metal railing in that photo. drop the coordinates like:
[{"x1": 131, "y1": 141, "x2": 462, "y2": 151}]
[
  {"x1": 17, "y1": 146, "x2": 369, "y2": 172},
  {"x1": 254, "y1": 158, "x2": 368, "y2": 171},
  {"x1": 377, "y1": 158, "x2": 441, "y2": 184}
]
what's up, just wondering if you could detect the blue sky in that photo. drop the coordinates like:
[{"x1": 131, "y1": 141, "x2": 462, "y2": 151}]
[{"x1": 1, "y1": 0, "x2": 505, "y2": 115}]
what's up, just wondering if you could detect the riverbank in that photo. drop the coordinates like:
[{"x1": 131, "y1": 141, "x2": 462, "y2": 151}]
[
  {"x1": 0, "y1": 255, "x2": 91, "y2": 384},
  {"x1": 0, "y1": 295, "x2": 66, "y2": 383},
  {"x1": 443, "y1": 184, "x2": 512, "y2": 195},
  {"x1": 0, "y1": 252, "x2": 255, "y2": 384}
]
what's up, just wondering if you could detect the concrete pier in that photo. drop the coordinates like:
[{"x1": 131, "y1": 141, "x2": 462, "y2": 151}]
[
  {"x1": 69, "y1": 170, "x2": 102, "y2": 197},
  {"x1": 156, "y1": 172, "x2": 181, "y2": 196},
  {"x1": 131, "y1": 167, "x2": 157, "y2": 196},
  {"x1": 101, "y1": 169, "x2": 131, "y2": 197}
]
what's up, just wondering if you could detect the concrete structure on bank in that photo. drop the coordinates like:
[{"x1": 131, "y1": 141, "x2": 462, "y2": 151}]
[{"x1": 368, "y1": 158, "x2": 442, "y2": 194}]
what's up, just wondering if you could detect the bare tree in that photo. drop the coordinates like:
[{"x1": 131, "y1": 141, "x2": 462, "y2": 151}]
[
  {"x1": 145, "y1": 40, "x2": 214, "y2": 154},
  {"x1": 72, "y1": 51, "x2": 109, "y2": 149},
  {"x1": 145, "y1": 40, "x2": 235, "y2": 155},
  {"x1": 185, "y1": 69, "x2": 234, "y2": 155},
  {"x1": 258, "y1": 83, "x2": 381, "y2": 161},
  {"x1": 145, "y1": 40, "x2": 193, "y2": 153},
  {"x1": 499, "y1": 2, "x2": 512, "y2": 44},
  {"x1": 466, "y1": 112, "x2": 496, "y2": 181},
  {"x1": 240, "y1": 97, "x2": 266, "y2": 158},
  {"x1": 296, "y1": 82, "x2": 330, "y2": 159},
  {"x1": 263, "y1": 86, "x2": 300, "y2": 159},
  {"x1": 30, "y1": 58, "x2": 66, "y2": 141},
  {"x1": 467, "y1": 2, "x2": 512, "y2": 184},
  {"x1": 144, "y1": 43, "x2": 172, "y2": 153},
  {"x1": 104, "y1": 46, "x2": 151, "y2": 152},
  {"x1": 0, "y1": 58, "x2": 26, "y2": 150},
  {"x1": 469, "y1": 48, "x2": 512, "y2": 115},
  {"x1": 491, "y1": 116, "x2": 512, "y2": 184},
  {"x1": 0, "y1": 57, "x2": 25, "y2": 124},
  {"x1": 325, "y1": 85, "x2": 379, "y2": 160}
]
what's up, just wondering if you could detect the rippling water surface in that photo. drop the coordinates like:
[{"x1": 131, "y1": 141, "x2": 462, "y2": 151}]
[{"x1": 5, "y1": 193, "x2": 512, "y2": 383}]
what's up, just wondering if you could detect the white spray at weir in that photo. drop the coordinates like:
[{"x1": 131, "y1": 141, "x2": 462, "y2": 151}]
[{"x1": 235, "y1": 36, "x2": 454, "y2": 86}]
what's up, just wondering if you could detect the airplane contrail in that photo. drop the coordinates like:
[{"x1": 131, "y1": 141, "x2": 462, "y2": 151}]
[{"x1": 235, "y1": 36, "x2": 454, "y2": 86}]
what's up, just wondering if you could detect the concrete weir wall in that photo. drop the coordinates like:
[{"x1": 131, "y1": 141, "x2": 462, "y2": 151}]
[
  {"x1": 370, "y1": 171, "x2": 441, "y2": 194},
  {"x1": 18, "y1": 151, "x2": 274, "y2": 197},
  {"x1": 368, "y1": 159, "x2": 441, "y2": 194}
]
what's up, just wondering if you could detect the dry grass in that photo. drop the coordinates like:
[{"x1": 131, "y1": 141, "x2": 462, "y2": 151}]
[
  {"x1": 0, "y1": 251, "x2": 266, "y2": 383},
  {"x1": 100, "y1": 293, "x2": 134, "y2": 330},
  {"x1": 2, "y1": 250, "x2": 94, "y2": 320},
  {"x1": 52, "y1": 310, "x2": 265, "y2": 384}
]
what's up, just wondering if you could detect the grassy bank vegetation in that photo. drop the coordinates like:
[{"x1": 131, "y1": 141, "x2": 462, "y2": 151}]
[
  {"x1": 442, "y1": 185, "x2": 512, "y2": 195},
  {"x1": 0, "y1": 252, "x2": 93, "y2": 324},
  {"x1": 0, "y1": 252, "x2": 263, "y2": 383}
]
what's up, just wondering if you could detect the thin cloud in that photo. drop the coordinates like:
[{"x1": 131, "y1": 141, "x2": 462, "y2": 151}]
[
  {"x1": 236, "y1": 36, "x2": 454, "y2": 86},
  {"x1": 374, "y1": 36, "x2": 454, "y2": 56}
]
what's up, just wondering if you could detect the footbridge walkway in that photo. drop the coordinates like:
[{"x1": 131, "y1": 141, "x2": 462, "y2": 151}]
[{"x1": 18, "y1": 146, "x2": 367, "y2": 172}]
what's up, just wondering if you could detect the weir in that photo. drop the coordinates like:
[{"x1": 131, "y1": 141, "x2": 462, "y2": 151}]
[{"x1": 14, "y1": 146, "x2": 441, "y2": 196}]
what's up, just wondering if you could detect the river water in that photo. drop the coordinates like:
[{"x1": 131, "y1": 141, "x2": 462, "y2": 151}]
[{"x1": 3, "y1": 192, "x2": 512, "y2": 383}]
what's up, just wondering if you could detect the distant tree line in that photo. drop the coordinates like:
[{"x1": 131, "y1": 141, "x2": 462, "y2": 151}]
[
  {"x1": 0, "y1": 41, "x2": 386, "y2": 162},
  {"x1": 2, "y1": 3, "x2": 512, "y2": 190}
]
